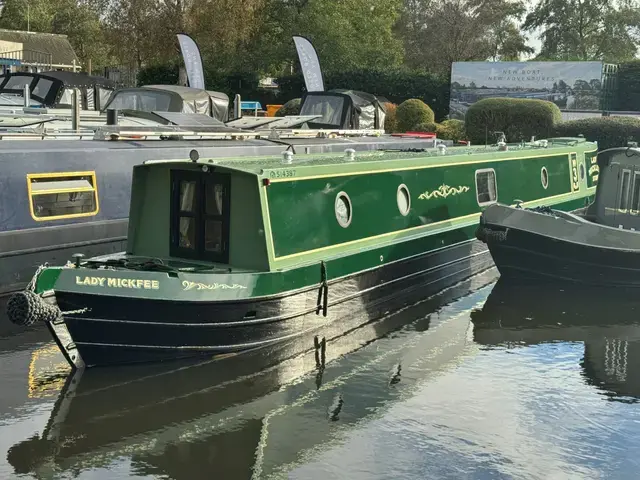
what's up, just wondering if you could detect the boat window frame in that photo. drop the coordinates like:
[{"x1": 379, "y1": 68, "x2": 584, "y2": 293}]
[
  {"x1": 334, "y1": 191, "x2": 353, "y2": 228},
  {"x1": 169, "y1": 169, "x2": 231, "y2": 263},
  {"x1": 541, "y1": 166, "x2": 549, "y2": 189},
  {"x1": 475, "y1": 168, "x2": 498, "y2": 206},
  {"x1": 26, "y1": 171, "x2": 100, "y2": 222},
  {"x1": 617, "y1": 168, "x2": 632, "y2": 213},
  {"x1": 630, "y1": 171, "x2": 640, "y2": 215},
  {"x1": 397, "y1": 184, "x2": 411, "y2": 216}
]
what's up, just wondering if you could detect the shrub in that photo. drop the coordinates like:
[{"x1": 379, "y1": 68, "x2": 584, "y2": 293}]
[
  {"x1": 411, "y1": 122, "x2": 438, "y2": 133},
  {"x1": 614, "y1": 61, "x2": 640, "y2": 111},
  {"x1": 553, "y1": 116, "x2": 640, "y2": 150},
  {"x1": 137, "y1": 63, "x2": 179, "y2": 86},
  {"x1": 275, "y1": 98, "x2": 301, "y2": 117},
  {"x1": 384, "y1": 102, "x2": 398, "y2": 133},
  {"x1": 396, "y1": 99, "x2": 435, "y2": 132},
  {"x1": 465, "y1": 98, "x2": 562, "y2": 145},
  {"x1": 436, "y1": 119, "x2": 465, "y2": 141}
]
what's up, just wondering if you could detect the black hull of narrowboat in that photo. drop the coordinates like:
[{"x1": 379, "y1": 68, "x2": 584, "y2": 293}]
[
  {"x1": 0, "y1": 220, "x2": 128, "y2": 297},
  {"x1": 52, "y1": 240, "x2": 495, "y2": 367},
  {"x1": 478, "y1": 205, "x2": 640, "y2": 287}
]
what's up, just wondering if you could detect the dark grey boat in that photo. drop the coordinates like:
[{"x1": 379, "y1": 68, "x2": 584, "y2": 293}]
[{"x1": 476, "y1": 145, "x2": 640, "y2": 287}]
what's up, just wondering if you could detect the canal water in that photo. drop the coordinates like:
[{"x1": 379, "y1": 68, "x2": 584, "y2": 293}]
[{"x1": 2, "y1": 268, "x2": 640, "y2": 479}]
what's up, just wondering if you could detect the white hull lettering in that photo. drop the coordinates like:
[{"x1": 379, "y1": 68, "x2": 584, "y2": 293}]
[{"x1": 76, "y1": 276, "x2": 159, "y2": 290}]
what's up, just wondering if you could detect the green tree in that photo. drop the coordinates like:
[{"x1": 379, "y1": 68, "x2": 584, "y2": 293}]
[
  {"x1": 52, "y1": 0, "x2": 111, "y2": 68},
  {"x1": 0, "y1": 0, "x2": 111, "y2": 69},
  {"x1": 0, "y1": 0, "x2": 56, "y2": 32},
  {"x1": 249, "y1": 0, "x2": 404, "y2": 75},
  {"x1": 397, "y1": 0, "x2": 532, "y2": 76},
  {"x1": 487, "y1": 19, "x2": 534, "y2": 60},
  {"x1": 523, "y1": 0, "x2": 640, "y2": 62}
]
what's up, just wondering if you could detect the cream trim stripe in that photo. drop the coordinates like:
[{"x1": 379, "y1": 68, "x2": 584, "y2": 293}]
[{"x1": 268, "y1": 151, "x2": 579, "y2": 183}]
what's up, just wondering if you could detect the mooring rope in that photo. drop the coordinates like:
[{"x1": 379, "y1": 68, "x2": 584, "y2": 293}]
[
  {"x1": 25, "y1": 263, "x2": 48, "y2": 292},
  {"x1": 7, "y1": 264, "x2": 89, "y2": 327}
]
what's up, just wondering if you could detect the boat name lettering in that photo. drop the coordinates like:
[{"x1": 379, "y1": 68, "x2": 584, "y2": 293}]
[
  {"x1": 182, "y1": 280, "x2": 246, "y2": 291},
  {"x1": 75, "y1": 276, "x2": 160, "y2": 289},
  {"x1": 268, "y1": 169, "x2": 296, "y2": 179},
  {"x1": 589, "y1": 164, "x2": 599, "y2": 176},
  {"x1": 418, "y1": 184, "x2": 470, "y2": 200}
]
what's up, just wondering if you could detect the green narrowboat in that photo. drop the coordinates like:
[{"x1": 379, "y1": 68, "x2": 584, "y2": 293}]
[{"x1": 6, "y1": 137, "x2": 598, "y2": 368}]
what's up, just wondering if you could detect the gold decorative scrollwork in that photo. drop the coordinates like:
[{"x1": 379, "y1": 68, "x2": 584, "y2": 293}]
[
  {"x1": 418, "y1": 184, "x2": 470, "y2": 200},
  {"x1": 182, "y1": 280, "x2": 246, "y2": 291}
]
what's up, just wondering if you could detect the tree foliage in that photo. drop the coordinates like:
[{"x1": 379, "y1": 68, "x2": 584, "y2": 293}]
[
  {"x1": 523, "y1": 0, "x2": 640, "y2": 62},
  {"x1": 0, "y1": 0, "x2": 638, "y2": 81},
  {"x1": 397, "y1": 0, "x2": 533, "y2": 75},
  {"x1": 0, "y1": 0, "x2": 111, "y2": 68}
]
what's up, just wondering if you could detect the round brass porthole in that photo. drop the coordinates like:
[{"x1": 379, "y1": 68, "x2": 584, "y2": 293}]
[
  {"x1": 541, "y1": 167, "x2": 549, "y2": 189},
  {"x1": 335, "y1": 192, "x2": 352, "y2": 228},
  {"x1": 397, "y1": 184, "x2": 410, "y2": 216}
]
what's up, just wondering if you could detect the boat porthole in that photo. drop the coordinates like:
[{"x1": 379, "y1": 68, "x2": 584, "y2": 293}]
[
  {"x1": 397, "y1": 184, "x2": 411, "y2": 216},
  {"x1": 335, "y1": 192, "x2": 352, "y2": 228},
  {"x1": 580, "y1": 163, "x2": 585, "y2": 180},
  {"x1": 541, "y1": 167, "x2": 549, "y2": 189}
]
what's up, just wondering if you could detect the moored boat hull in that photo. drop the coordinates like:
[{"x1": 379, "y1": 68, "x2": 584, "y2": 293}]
[
  {"x1": 477, "y1": 203, "x2": 640, "y2": 287},
  {"x1": 49, "y1": 239, "x2": 494, "y2": 367}
]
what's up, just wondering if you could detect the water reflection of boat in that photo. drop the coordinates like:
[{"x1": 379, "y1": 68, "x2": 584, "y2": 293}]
[
  {"x1": 470, "y1": 280, "x2": 640, "y2": 402},
  {"x1": 6, "y1": 269, "x2": 496, "y2": 479}
]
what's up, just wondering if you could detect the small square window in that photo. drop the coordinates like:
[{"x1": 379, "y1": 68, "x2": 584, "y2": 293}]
[
  {"x1": 178, "y1": 217, "x2": 196, "y2": 249},
  {"x1": 205, "y1": 219, "x2": 223, "y2": 253},
  {"x1": 179, "y1": 180, "x2": 197, "y2": 213},
  {"x1": 476, "y1": 169, "x2": 497, "y2": 206}
]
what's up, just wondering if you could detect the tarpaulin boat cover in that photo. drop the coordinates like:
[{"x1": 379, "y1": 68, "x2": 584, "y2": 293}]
[
  {"x1": 299, "y1": 89, "x2": 387, "y2": 130},
  {"x1": 103, "y1": 85, "x2": 229, "y2": 122},
  {"x1": 0, "y1": 71, "x2": 116, "y2": 109}
]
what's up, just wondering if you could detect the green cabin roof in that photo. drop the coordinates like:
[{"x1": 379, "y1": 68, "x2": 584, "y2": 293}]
[{"x1": 126, "y1": 137, "x2": 598, "y2": 273}]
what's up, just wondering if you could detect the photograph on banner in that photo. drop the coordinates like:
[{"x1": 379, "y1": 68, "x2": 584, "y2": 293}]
[{"x1": 449, "y1": 61, "x2": 604, "y2": 120}]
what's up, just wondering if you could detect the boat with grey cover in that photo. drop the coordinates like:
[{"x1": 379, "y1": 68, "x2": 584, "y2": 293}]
[{"x1": 476, "y1": 145, "x2": 640, "y2": 286}]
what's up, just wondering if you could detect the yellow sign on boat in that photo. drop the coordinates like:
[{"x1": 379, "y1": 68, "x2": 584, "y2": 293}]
[{"x1": 75, "y1": 276, "x2": 160, "y2": 290}]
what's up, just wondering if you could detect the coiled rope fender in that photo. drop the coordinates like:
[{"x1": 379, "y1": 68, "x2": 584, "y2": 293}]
[
  {"x1": 7, "y1": 290, "x2": 61, "y2": 327},
  {"x1": 6, "y1": 264, "x2": 89, "y2": 327},
  {"x1": 475, "y1": 225, "x2": 509, "y2": 243}
]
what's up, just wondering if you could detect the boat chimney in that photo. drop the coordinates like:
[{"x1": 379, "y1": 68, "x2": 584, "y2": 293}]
[
  {"x1": 106, "y1": 108, "x2": 119, "y2": 126},
  {"x1": 71, "y1": 88, "x2": 80, "y2": 131},
  {"x1": 233, "y1": 94, "x2": 242, "y2": 119},
  {"x1": 282, "y1": 150, "x2": 293, "y2": 164},
  {"x1": 344, "y1": 148, "x2": 355, "y2": 161},
  {"x1": 23, "y1": 83, "x2": 30, "y2": 107}
]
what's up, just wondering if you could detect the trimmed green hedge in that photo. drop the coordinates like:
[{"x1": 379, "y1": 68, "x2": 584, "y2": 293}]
[
  {"x1": 465, "y1": 98, "x2": 561, "y2": 144},
  {"x1": 396, "y1": 99, "x2": 435, "y2": 132},
  {"x1": 412, "y1": 122, "x2": 437, "y2": 133},
  {"x1": 553, "y1": 116, "x2": 640, "y2": 150},
  {"x1": 437, "y1": 119, "x2": 465, "y2": 141},
  {"x1": 615, "y1": 61, "x2": 640, "y2": 112}
]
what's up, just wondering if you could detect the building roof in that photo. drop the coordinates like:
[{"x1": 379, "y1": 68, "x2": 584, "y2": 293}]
[{"x1": 0, "y1": 29, "x2": 79, "y2": 67}]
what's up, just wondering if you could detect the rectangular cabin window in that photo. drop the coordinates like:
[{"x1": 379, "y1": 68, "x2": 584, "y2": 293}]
[
  {"x1": 619, "y1": 169, "x2": 631, "y2": 211},
  {"x1": 475, "y1": 169, "x2": 497, "y2": 206},
  {"x1": 27, "y1": 172, "x2": 99, "y2": 221},
  {"x1": 170, "y1": 170, "x2": 230, "y2": 263},
  {"x1": 631, "y1": 172, "x2": 640, "y2": 214}
]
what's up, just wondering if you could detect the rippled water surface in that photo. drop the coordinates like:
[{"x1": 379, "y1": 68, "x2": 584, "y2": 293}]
[{"x1": 2, "y1": 271, "x2": 640, "y2": 479}]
